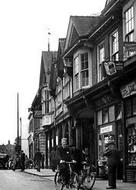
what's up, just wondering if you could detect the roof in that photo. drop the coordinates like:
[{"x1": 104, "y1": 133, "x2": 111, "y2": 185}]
[
  {"x1": 42, "y1": 51, "x2": 57, "y2": 74},
  {"x1": 71, "y1": 16, "x2": 101, "y2": 36},
  {"x1": 58, "y1": 38, "x2": 65, "y2": 54}
]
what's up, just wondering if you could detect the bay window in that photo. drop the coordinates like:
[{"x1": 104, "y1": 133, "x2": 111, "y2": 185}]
[
  {"x1": 73, "y1": 52, "x2": 89, "y2": 92},
  {"x1": 97, "y1": 43, "x2": 105, "y2": 82}
]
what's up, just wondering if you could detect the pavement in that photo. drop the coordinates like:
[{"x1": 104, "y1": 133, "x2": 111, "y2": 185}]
[{"x1": 23, "y1": 168, "x2": 136, "y2": 189}]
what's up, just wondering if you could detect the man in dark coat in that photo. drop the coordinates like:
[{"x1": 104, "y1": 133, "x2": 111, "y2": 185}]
[
  {"x1": 20, "y1": 150, "x2": 25, "y2": 171},
  {"x1": 104, "y1": 140, "x2": 120, "y2": 189},
  {"x1": 57, "y1": 138, "x2": 72, "y2": 185},
  {"x1": 34, "y1": 149, "x2": 42, "y2": 172}
]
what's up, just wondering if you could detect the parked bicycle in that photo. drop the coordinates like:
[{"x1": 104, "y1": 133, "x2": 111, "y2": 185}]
[
  {"x1": 76, "y1": 161, "x2": 96, "y2": 190},
  {"x1": 54, "y1": 160, "x2": 78, "y2": 190}
]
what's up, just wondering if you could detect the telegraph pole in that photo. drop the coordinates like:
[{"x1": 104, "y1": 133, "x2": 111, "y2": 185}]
[{"x1": 17, "y1": 92, "x2": 19, "y2": 145}]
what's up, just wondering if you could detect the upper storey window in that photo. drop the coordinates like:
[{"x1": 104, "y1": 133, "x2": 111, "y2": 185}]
[
  {"x1": 125, "y1": 6, "x2": 134, "y2": 41},
  {"x1": 124, "y1": 5, "x2": 135, "y2": 58},
  {"x1": 81, "y1": 53, "x2": 89, "y2": 87},
  {"x1": 97, "y1": 42, "x2": 105, "y2": 82},
  {"x1": 73, "y1": 52, "x2": 89, "y2": 92},
  {"x1": 110, "y1": 30, "x2": 119, "y2": 61}
]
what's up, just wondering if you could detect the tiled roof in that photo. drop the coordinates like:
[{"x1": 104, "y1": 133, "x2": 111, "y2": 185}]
[
  {"x1": 58, "y1": 38, "x2": 65, "y2": 54},
  {"x1": 42, "y1": 51, "x2": 57, "y2": 74},
  {"x1": 71, "y1": 16, "x2": 101, "y2": 36}
]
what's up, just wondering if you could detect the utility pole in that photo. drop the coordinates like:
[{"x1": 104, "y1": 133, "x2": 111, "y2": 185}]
[
  {"x1": 17, "y1": 92, "x2": 19, "y2": 146},
  {"x1": 20, "y1": 117, "x2": 22, "y2": 150}
]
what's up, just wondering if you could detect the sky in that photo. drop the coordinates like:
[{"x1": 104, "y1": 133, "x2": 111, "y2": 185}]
[{"x1": 0, "y1": 0, "x2": 106, "y2": 145}]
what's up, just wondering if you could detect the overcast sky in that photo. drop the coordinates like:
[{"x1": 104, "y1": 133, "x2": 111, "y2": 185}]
[{"x1": 0, "y1": 0, "x2": 106, "y2": 145}]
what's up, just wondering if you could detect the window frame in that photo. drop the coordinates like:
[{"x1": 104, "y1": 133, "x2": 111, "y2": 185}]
[
  {"x1": 73, "y1": 51, "x2": 89, "y2": 92},
  {"x1": 97, "y1": 42, "x2": 105, "y2": 82},
  {"x1": 110, "y1": 29, "x2": 119, "y2": 61}
]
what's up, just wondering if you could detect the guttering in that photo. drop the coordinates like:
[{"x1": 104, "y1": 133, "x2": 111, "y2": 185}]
[
  {"x1": 63, "y1": 38, "x2": 87, "y2": 58},
  {"x1": 102, "y1": 0, "x2": 120, "y2": 16},
  {"x1": 88, "y1": 16, "x2": 114, "y2": 40}
]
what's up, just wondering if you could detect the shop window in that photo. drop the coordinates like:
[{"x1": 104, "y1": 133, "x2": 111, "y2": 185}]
[
  {"x1": 103, "y1": 108, "x2": 108, "y2": 124},
  {"x1": 127, "y1": 124, "x2": 136, "y2": 166},
  {"x1": 125, "y1": 99, "x2": 132, "y2": 117},
  {"x1": 109, "y1": 105, "x2": 115, "y2": 122},
  {"x1": 116, "y1": 103, "x2": 122, "y2": 120},
  {"x1": 97, "y1": 110, "x2": 102, "y2": 125},
  {"x1": 132, "y1": 97, "x2": 136, "y2": 115}
]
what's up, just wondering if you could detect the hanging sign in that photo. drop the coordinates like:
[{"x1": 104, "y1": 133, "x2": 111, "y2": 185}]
[
  {"x1": 120, "y1": 80, "x2": 136, "y2": 98},
  {"x1": 104, "y1": 61, "x2": 116, "y2": 75}
]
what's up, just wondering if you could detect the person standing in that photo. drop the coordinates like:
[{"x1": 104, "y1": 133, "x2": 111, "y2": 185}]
[
  {"x1": 34, "y1": 149, "x2": 42, "y2": 172},
  {"x1": 20, "y1": 150, "x2": 25, "y2": 171},
  {"x1": 104, "y1": 140, "x2": 120, "y2": 189},
  {"x1": 41, "y1": 152, "x2": 44, "y2": 169},
  {"x1": 50, "y1": 147, "x2": 57, "y2": 172}
]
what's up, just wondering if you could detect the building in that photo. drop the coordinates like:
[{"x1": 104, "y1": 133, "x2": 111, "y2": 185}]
[{"x1": 28, "y1": 0, "x2": 136, "y2": 182}]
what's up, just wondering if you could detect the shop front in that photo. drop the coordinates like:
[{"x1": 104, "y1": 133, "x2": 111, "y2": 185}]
[
  {"x1": 96, "y1": 95, "x2": 123, "y2": 179},
  {"x1": 121, "y1": 80, "x2": 136, "y2": 182}
]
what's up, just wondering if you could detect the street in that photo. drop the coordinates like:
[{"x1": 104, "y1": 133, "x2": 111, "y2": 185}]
[{"x1": 0, "y1": 170, "x2": 54, "y2": 190}]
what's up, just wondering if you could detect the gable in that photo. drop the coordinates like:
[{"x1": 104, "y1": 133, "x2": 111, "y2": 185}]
[{"x1": 39, "y1": 51, "x2": 57, "y2": 88}]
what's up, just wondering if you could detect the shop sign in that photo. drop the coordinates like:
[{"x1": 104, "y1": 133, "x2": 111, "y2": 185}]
[
  {"x1": 124, "y1": 42, "x2": 136, "y2": 52},
  {"x1": 120, "y1": 81, "x2": 136, "y2": 98},
  {"x1": 41, "y1": 115, "x2": 51, "y2": 126},
  {"x1": 104, "y1": 61, "x2": 116, "y2": 75},
  {"x1": 100, "y1": 125, "x2": 112, "y2": 134}
]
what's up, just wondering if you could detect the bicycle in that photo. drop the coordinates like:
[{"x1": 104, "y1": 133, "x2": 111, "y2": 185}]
[
  {"x1": 54, "y1": 160, "x2": 78, "y2": 190},
  {"x1": 77, "y1": 161, "x2": 96, "y2": 190}
]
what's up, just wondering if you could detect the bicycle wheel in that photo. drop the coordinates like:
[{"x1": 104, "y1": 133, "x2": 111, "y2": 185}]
[
  {"x1": 82, "y1": 172, "x2": 96, "y2": 190},
  {"x1": 71, "y1": 172, "x2": 78, "y2": 190},
  {"x1": 54, "y1": 171, "x2": 63, "y2": 190}
]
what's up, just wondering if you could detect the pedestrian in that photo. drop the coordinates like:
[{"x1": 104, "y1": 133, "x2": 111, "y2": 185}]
[
  {"x1": 50, "y1": 147, "x2": 57, "y2": 172},
  {"x1": 34, "y1": 149, "x2": 42, "y2": 172},
  {"x1": 41, "y1": 152, "x2": 44, "y2": 169},
  {"x1": 20, "y1": 150, "x2": 25, "y2": 171},
  {"x1": 104, "y1": 140, "x2": 120, "y2": 189}
]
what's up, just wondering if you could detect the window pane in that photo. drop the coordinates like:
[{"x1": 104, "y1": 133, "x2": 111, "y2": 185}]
[
  {"x1": 125, "y1": 99, "x2": 131, "y2": 117},
  {"x1": 81, "y1": 70, "x2": 88, "y2": 87},
  {"x1": 132, "y1": 97, "x2": 136, "y2": 115},
  {"x1": 81, "y1": 53, "x2": 88, "y2": 69},
  {"x1": 103, "y1": 108, "x2": 108, "y2": 123},
  {"x1": 97, "y1": 110, "x2": 102, "y2": 125},
  {"x1": 109, "y1": 106, "x2": 115, "y2": 122},
  {"x1": 116, "y1": 103, "x2": 122, "y2": 120}
]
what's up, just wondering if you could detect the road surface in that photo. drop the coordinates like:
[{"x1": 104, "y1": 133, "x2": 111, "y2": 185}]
[{"x1": 0, "y1": 170, "x2": 55, "y2": 190}]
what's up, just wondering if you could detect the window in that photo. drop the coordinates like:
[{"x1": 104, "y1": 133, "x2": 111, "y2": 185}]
[
  {"x1": 73, "y1": 52, "x2": 89, "y2": 92},
  {"x1": 97, "y1": 43, "x2": 105, "y2": 82},
  {"x1": 110, "y1": 30, "x2": 119, "y2": 61},
  {"x1": 124, "y1": 6, "x2": 135, "y2": 57},
  {"x1": 73, "y1": 56, "x2": 79, "y2": 91},
  {"x1": 81, "y1": 53, "x2": 89, "y2": 87},
  {"x1": 125, "y1": 97, "x2": 136, "y2": 118},
  {"x1": 45, "y1": 90, "x2": 49, "y2": 114},
  {"x1": 103, "y1": 108, "x2": 108, "y2": 124}
]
